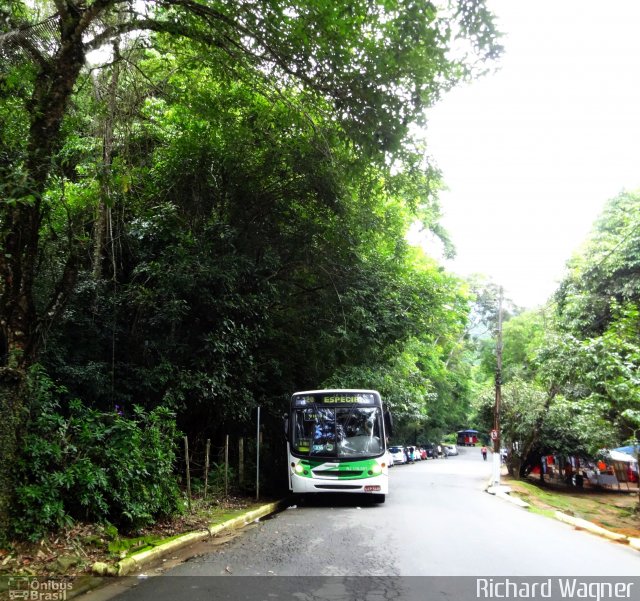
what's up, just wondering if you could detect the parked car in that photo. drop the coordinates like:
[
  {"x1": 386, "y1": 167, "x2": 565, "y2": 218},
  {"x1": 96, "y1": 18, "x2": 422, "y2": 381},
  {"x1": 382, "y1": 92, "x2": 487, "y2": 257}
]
[
  {"x1": 384, "y1": 449, "x2": 394, "y2": 467},
  {"x1": 424, "y1": 443, "x2": 436, "y2": 458},
  {"x1": 444, "y1": 444, "x2": 458, "y2": 456},
  {"x1": 388, "y1": 445, "x2": 406, "y2": 465}
]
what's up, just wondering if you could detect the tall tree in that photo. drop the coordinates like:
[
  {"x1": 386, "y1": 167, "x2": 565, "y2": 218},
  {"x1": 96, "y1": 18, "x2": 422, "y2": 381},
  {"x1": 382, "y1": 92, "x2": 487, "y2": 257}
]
[
  {"x1": 0, "y1": 0, "x2": 501, "y2": 367},
  {"x1": 555, "y1": 190, "x2": 640, "y2": 336},
  {"x1": 0, "y1": 0, "x2": 501, "y2": 538}
]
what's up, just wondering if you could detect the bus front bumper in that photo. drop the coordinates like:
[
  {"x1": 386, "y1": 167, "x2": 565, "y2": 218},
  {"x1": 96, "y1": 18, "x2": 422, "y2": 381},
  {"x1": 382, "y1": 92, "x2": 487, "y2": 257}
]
[{"x1": 290, "y1": 472, "x2": 388, "y2": 495}]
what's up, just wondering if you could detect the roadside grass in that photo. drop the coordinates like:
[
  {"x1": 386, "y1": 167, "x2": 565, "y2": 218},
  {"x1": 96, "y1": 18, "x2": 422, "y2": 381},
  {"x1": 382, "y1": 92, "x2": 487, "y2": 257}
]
[
  {"x1": 0, "y1": 495, "x2": 266, "y2": 582},
  {"x1": 504, "y1": 476, "x2": 640, "y2": 538},
  {"x1": 105, "y1": 500, "x2": 266, "y2": 558}
]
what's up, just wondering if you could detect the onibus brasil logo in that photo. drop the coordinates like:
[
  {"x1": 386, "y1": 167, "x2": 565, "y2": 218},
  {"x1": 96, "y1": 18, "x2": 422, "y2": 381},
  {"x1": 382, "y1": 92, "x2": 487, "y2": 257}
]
[{"x1": 8, "y1": 577, "x2": 73, "y2": 600}]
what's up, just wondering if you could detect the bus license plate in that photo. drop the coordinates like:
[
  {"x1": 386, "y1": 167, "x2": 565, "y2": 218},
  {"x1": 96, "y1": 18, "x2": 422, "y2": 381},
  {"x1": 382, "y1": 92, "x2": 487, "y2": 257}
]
[{"x1": 364, "y1": 485, "x2": 381, "y2": 492}]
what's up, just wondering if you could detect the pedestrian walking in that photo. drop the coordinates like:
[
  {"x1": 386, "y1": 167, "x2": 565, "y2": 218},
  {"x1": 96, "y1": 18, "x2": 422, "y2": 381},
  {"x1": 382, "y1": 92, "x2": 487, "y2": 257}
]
[{"x1": 481, "y1": 446, "x2": 488, "y2": 461}]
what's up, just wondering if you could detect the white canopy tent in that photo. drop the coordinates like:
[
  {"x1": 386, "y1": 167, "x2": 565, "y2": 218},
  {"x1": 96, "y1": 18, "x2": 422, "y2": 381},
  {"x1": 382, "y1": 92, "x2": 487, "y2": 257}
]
[{"x1": 608, "y1": 449, "x2": 638, "y2": 464}]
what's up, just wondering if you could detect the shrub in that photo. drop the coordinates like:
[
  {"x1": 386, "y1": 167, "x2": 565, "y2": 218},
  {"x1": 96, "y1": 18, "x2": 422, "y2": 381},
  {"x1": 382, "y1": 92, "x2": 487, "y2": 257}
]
[{"x1": 12, "y1": 367, "x2": 182, "y2": 540}]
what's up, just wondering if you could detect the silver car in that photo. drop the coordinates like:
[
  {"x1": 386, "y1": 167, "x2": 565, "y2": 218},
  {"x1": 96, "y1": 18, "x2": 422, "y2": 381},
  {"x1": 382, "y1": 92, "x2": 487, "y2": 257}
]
[
  {"x1": 385, "y1": 450, "x2": 394, "y2": 467},
  {"x1": 444, "y1": 444, "x2": 459, "y2": 456}
]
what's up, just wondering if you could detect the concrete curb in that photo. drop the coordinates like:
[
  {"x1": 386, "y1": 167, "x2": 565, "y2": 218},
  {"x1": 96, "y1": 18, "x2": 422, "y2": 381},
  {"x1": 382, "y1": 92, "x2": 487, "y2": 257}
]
[
  {"x1": 115, "y1": 529, "x2": 211, "y2": 576},
  {"x1": 93, "y1": 500, "x2": 284, "y2": 577},
  {"x1": 553, "y1": 511, "x2": 629, "y2": 543},
  {"x1": 486, "y1": 484, "x2": 530, "y2": 508}
]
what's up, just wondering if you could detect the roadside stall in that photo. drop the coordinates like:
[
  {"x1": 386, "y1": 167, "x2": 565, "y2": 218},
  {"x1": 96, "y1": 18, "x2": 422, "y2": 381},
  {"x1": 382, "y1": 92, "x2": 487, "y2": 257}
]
[{"x1": 588, "y1": 449, "x2": 638, "y2": 490}]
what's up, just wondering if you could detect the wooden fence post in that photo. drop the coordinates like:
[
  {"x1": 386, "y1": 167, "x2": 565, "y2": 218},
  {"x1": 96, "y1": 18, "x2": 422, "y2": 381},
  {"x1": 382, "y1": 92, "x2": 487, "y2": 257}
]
[
  {"x1": 225, "y1": 434, "x2": 229, "y2": 498},
  {"x1": 184, "y1": 436, "x2": 192, "y2": 511},
  {"x1": 238, "y1": 437, "x2": 244, "y2": 487},
  {"x1": 204, "y1": 438, "x2": 210, "y2": 501}
]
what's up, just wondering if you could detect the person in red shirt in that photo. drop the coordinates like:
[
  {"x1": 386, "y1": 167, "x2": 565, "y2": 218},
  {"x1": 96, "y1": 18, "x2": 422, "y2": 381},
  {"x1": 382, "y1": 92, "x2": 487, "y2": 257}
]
[{"x1": 481, "y1": 446, "x2": 488, "y2": 460}]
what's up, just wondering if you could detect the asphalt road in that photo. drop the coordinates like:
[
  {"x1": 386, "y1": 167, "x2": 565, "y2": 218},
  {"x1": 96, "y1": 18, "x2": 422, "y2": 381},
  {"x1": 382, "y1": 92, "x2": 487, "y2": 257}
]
[{"x1": 90, "y1": 446, "x2": 640, "y2": 601}]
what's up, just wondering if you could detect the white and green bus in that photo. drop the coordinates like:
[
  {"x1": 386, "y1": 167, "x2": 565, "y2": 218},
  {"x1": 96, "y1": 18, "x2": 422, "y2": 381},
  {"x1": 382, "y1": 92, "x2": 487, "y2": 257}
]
[{"x1": 285, "y1": 389, "x2": 392, "y2": 503}]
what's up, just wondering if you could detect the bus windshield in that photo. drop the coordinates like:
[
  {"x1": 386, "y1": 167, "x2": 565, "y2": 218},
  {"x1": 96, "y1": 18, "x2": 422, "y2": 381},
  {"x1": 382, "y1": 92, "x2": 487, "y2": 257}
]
[{"x1": 292, "y1": 406, "x2": 384, "y2": 458}]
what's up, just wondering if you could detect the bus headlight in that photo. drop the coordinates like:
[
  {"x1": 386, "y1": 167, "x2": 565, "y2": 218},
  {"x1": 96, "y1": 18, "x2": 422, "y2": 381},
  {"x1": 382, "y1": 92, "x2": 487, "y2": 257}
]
[
  {"x1": 370, "y1": 464, "x2": 382, "y2": 475},
  {"x1": 294, "y1": 463, "x2": 304, "y2": 474}
]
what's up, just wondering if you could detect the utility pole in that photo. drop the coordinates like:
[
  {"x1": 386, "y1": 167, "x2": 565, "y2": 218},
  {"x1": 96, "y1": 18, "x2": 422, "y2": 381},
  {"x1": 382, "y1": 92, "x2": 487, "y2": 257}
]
[{"x1": 492, "y1": 286, "x2": 503, "y2": 487}]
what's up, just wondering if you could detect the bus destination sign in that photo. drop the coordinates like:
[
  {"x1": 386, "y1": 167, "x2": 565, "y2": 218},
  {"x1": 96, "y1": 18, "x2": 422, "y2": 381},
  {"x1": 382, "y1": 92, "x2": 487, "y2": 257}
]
[{"x1": 293, "y1": 393, "x2": 376, "y2": 406}]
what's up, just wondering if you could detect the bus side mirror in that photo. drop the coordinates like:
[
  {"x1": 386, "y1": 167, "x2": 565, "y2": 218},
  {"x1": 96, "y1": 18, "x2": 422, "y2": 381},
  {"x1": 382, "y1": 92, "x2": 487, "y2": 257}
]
[{"x1": 283, "y1": 414, "x2": 289, "y2": 440}]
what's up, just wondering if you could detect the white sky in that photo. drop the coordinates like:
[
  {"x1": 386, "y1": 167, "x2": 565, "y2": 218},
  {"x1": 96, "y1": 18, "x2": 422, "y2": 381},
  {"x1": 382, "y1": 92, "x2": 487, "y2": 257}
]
[{"x1": 414, "y1": 0, "x2": 640, "y2": 309}]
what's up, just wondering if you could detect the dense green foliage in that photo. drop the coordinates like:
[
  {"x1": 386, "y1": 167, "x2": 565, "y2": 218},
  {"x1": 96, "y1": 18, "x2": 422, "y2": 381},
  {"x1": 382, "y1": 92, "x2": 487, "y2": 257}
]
[
  {"x1": 4, "y1": 0, "x2": 635, "y2": 538},
  {"x1": 472, "y1": 191, "x2": 640, "y2": 476},
  {"x1": 0, "y1": 0, "x2": 503, "y2": 538},
  {"x1": 14, "y1": 367, "x2": 181, "y2": 540},
  {"x1": 556, "y1": 191, "x2": 640, "y2": 336}
]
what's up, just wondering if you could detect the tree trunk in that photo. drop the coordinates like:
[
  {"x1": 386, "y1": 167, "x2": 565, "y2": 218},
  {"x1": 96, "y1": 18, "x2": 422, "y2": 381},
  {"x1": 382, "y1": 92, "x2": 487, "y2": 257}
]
[
  {"x1": 0, "y1": 13, "x2": 86, "y2": 539},
  {"x1": 0, "y1": 203, "x2": 41, "y2": 368},
  {"x1": 0, "y1": 368, "x2": 26, "y2": 542},
  {"x1": 509, "y1": 453, "x2": 522, "y2": 479},
  {"x1": 511, "y1": 386, "x2": 559, "y2": 480},
  {"x1": 93, "y1": 40, "x2": 121, "y2": 283},
  {"x1": 1, "y1": 16, "x2": 86, "y2": 368}
]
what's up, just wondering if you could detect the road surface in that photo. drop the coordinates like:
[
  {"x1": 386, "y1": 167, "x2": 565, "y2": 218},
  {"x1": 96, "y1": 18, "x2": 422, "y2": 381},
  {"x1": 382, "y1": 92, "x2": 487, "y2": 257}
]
[{"x1": 89, "y1": 447, "x2": 640, "y2": 601}]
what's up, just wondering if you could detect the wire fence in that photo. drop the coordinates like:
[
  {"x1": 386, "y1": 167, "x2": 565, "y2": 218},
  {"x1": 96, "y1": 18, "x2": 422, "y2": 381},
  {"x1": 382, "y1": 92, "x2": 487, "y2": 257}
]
[{"x1": 181, "y1": 434, "x2": 261, "y2": 508}]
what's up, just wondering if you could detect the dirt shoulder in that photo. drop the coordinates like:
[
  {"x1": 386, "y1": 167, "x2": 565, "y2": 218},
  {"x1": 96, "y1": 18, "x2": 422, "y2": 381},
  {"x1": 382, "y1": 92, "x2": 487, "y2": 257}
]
[
  {"x1": 0, "y1": 495, "x2": 269, "y2": 595},
  {"x1": 504, "y1": 475, "x2": 640, "y2": 539}
]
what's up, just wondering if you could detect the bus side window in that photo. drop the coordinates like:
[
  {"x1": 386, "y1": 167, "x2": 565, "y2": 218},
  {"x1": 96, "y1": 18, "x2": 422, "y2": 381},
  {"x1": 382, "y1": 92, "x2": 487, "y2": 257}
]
[{"x1": 384, "y1": 410, "x2": 393, "y2": 437}]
